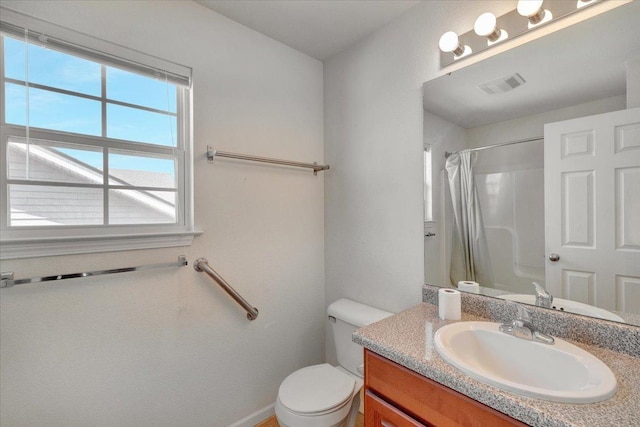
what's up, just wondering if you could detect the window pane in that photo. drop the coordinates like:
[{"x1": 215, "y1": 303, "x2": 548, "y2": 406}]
[
  {"x1": 4, "y1": 36, "x2": 101, "y2": 96},
  {"x1": 109, "y1": 189, "x2": 176, "y2": 224},
  {"x1": 8, "y1": 138, "x2": 103, "y2": 184},
  {"x1": 5, "y1": 83, "x2": 102, "y2": 135},
  {"x1": 108, "y1": 150, "x2": 176, "y2": 188},
  {"x1": 424, "y1": 147, "x2": 433, "y2": 222},
  {"x1": 9, "y1": 184, "x2": 103, "y2": 226},
  {"x1": 3, "y1": 36, "x2": 26, "y2": 81},
  {"x1": 107, "y1": 67, "x2": 176, "y2": 112},
  {"x1": 4, "y1": 82, "x2": 26, "y2": 125},
  {"x1": 107, "y1": 103, "x2": 177, "y2": 146}
]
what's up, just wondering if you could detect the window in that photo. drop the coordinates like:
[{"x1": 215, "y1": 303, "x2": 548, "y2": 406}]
[
  {"x1": 0, "y1": 17, "x2": 195, "y2": 259},
  {"x1": 424, "y1": 144, "x2": 433, "y2": 223}
]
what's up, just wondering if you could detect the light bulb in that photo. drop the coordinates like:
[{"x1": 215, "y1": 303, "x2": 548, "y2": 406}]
[
  {"x1": 438, "y1": 31, "x2": 465, "y2": 56},
  {"x1": 577, "y1": 0, "x2": 596, "y2": 8},
  {"x1": 474, "y1": 13, "x2": 502, "y2": 42},
  {"x1": 517, "y1": 0, "x2": 543, "y2": 16},
  {"x1": 517, "y1": 0, "x2": 546, "y2": 24}
]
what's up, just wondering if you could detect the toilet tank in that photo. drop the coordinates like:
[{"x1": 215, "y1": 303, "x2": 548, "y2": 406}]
[{"x1": 327, "y1": 299, "x2": 393, "y2": 377}]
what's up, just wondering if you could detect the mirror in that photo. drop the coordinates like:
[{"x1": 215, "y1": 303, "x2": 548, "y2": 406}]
[{"x1": 423, "y1": 2, "x2": 640, "y2": 326}]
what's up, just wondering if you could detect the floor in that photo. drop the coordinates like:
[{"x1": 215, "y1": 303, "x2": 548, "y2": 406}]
[{"x1": 255, "y1": 413, "x2": 364, "y2": 427}]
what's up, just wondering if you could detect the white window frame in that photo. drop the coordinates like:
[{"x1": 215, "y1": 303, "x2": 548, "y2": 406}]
[{"x1": 0, "y1": 11, "x2": 198, "y2": 260}]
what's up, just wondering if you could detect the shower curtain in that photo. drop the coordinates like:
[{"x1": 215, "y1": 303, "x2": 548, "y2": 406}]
[{"x1": 445, "y1": 150, "x2": 495, "y2": 288}]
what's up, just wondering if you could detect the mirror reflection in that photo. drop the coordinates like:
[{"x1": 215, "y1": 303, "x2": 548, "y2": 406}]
[{"x1": 423, "y1": 2, "x2": 640, "y2": 326}]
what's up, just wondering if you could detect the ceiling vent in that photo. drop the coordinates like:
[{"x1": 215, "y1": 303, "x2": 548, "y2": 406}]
[{"x1": 478, "y1": 73, "x2": 526, "y2": 94}]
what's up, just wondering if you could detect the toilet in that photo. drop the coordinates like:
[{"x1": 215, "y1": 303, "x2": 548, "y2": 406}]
[{"x1": 275, "y1": 299, "x2": 393, "y2": 427}]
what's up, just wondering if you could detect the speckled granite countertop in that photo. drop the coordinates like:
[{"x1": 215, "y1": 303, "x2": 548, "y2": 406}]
[{"x1": 353, "y1": 303, "x2": 640, "y2": 427}]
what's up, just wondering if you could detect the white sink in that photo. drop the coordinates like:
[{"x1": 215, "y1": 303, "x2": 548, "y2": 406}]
[
  {"x1": 434, "y1": 321, "x2": 617, "y2": 403},
  {"x1": 498, "y1": 294, "x2": 625, "y2": 323}
]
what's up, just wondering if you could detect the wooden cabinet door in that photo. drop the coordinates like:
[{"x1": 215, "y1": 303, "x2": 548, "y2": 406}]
[
  {"x1": 365, "y1": 350, "x2": 527, "y2": 427},
  {"x1": 365, "y1": 390, "x2": 428, "y2": 427}
]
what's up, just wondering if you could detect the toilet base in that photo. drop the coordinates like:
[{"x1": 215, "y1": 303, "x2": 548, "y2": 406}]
[{"x1": 275, "y1": 390, "x2": 361, "y2": 427}]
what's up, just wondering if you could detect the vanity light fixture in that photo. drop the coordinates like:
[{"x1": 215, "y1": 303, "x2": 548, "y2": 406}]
[
  {"x1": 439, "y1": 31, "x2": 470, "y2": 58},
  {"x1": 517, "y1": 0, "x2": 553, "y2": 28},
  {"x1": 438, "y1": 0, "x2": 600, "y2": 68},
  {"x1": 474, "y1": 12, "x2": 508, "y2": 45}
]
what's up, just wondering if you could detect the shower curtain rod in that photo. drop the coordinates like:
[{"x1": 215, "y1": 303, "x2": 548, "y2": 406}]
[{"x1": 444, "y1": 136, "x2": 543, "y2": 159}]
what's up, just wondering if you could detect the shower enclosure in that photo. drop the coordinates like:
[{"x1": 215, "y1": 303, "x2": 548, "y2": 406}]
[{"x1": 446, "y1": 139, "x2": 545, "y2": 293}]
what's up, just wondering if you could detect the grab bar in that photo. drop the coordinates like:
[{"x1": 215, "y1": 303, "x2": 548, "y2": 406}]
[
  {"x1": 194, "y1": 258, "x2": 259, "y2": 321},
  {"x1": 1, "y1": 256, "x2": 188, "y2": 288}
]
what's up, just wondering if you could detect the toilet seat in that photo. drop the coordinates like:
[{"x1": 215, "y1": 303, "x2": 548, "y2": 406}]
[{"x1": 278, "y1": 363, "x2": 355, "y2": 415}]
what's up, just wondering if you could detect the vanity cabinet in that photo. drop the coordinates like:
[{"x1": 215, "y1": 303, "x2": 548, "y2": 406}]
[
  {"x1": 364, "y1": 350, "x2": 527, "y2": 427},
  {"x1": 365, "y1": 389, "x2": 426, "y2": 427}
]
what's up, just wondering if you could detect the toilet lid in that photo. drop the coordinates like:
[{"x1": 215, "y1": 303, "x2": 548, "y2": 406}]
[{"x1": 278, "y1": 364, "x2": 355, "y2": 414}]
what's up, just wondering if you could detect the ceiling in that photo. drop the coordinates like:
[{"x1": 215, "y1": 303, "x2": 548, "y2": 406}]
[
  {"x1": 423, "y1": 1, "x2": 640, "y2": 128},
  {"x1": 195, "y1": 0, "x2": 420, "y2": 60}
]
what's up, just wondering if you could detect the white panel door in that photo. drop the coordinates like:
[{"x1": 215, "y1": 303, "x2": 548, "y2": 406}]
[{"x1": 545, "y1": 107, "x2": 640, "y2": 314}]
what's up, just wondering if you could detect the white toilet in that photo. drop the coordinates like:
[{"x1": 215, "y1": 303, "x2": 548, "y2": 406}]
[{"x1": 275, "y1": 299, "x2": 392, "y2": 427}]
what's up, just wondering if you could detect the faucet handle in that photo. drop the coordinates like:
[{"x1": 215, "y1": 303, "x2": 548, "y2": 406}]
[
  {"x1": 516, "y1": 303, "x2": 532, "y2": 322},
  {"x1": 533, "y1": 282, "x2": 553, "y2": 308},
  {"x1": 533, "y1": 282, "x2": 549, "y2": 296},
  {"x1": 499, "y1": 303, "x2": 534, "y2": 340},
  {"x1": 500, "y1": 302, "x2": 555, "y2": 344}
]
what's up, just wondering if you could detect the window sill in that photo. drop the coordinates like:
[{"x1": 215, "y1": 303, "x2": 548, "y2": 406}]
[{"x1": 0, "y1": 230, "x2": 203, "y2": 260}]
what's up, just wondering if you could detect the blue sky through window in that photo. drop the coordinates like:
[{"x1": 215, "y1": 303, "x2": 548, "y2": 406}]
[
  {"x1": 4, "y1": 36, "x2": 101, "y2": 96},
  {"x1": 107, "y1": 104, "x2": 177, "y2": 147},
  {"x1": 109, "y1": 153, "x2": 175, "y2": 176},
  {"x1": 4, "y1": 35, "x2": 178, "y2": 175},
  {"x1": 107, "y1": 67, "x2": 177, "y2": 113},
  {"x1": 6, "y1": 82, "x2": 102, "y2": 135}
]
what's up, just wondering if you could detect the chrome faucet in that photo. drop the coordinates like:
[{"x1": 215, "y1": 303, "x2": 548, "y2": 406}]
[
  {"x1": 499, "y1": 304, "x2": 555, "y2": 345},
  {"x1": 533, "y1": 282, "x2": 553, "y2": 308}
]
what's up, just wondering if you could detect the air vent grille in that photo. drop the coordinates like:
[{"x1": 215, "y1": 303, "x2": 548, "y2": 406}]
[{"x1": 478, "y1": 73, "x2": 526, "y2": 94}]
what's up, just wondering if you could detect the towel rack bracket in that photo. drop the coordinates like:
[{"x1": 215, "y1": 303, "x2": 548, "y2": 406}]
[
  {"x1": 1, "y1": 272, "x2": 15, "y2": 289},
  {"x1": 247, "y1": 308, "x2": 259, "y2": 321},
  {"x1": 206, "y1": 146, "x2": 216, "y2": 163},
  {"x1": 194, "y1": 257, "x2": 208, "y2": 272}
]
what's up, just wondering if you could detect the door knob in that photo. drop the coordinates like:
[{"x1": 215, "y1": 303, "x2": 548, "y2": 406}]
[{"x1": 549, "y1": 253, "x2": 560, "y2": 262}]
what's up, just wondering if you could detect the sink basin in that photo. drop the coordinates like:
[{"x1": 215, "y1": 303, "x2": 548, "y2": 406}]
[
  {"x1": 498, "y1": 294, "x2": 625, "y2": 323},
  {"x1": 434, "y1": 321, "x2": 617, "y2": 403}
]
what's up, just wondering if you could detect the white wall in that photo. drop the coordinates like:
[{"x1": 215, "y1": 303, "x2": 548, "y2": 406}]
[
  {"x1": 627, "y1": 56, "x2": 640, "y2": 108},
  {"x1": 466, "y1": 95, "x2": 627, "y2": 148},
  {"x1": 323, "y1": 2, "x2": 514, "y2": 357},
  {"x1": 0, "y1": 2, "x2": 324, "y2": 426}
]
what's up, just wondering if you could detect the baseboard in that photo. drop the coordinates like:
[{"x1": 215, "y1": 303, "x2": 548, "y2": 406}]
[{"x1": 228, "y1": 403, "x2": 275, "y2": 427}]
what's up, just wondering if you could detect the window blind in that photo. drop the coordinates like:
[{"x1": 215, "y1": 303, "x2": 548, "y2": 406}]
[{"x1": 0, "y1": 9, "x2": 191, "y2": 88}]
